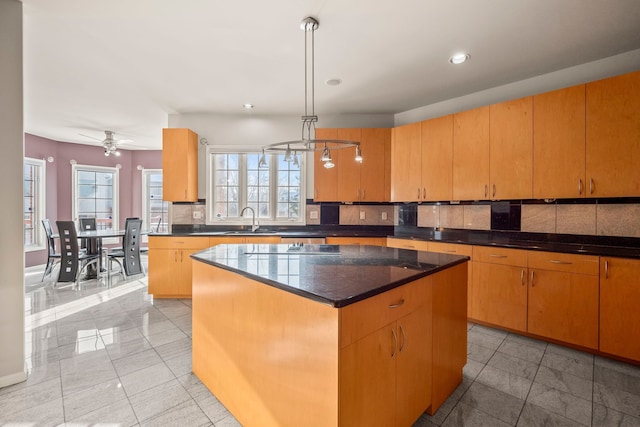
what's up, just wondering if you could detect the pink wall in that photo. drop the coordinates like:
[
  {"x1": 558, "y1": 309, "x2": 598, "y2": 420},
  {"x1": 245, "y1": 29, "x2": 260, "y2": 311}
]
[{"x1": 24, "y1": 134, "x2": 162, "y2": 267}]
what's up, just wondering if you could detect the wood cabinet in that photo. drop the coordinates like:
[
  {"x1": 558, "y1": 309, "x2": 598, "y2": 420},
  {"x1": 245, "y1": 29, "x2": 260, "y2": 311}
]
[
  {"x1": 391, "y1": 122, "x2": 422, "y2": 202},
  {"x1": 421, "y1": 116, "x2": 453, "y2": 201},
  {"x1": 489, "y1": 97, "x2": 533, "y2": 200},
  {"x1": 586, "y1": 71, "x2": 640, "y2": 197},
  {"x1": 453, "y1": 106, "x2": 490, "y2": 200},
  {"x1": 314, "y1": 128, "x2": 391, "y2": 202},
  {"x1": 148, "y1": 236, "x2": 211, "y2": 298},
  {"x1": 599, "y1": 257, "x2": 640, "y2": 361},
  {"x1": 471, "y1": 246, "x2": 528, "y2": 332},
  {"x1": 533, "y1": 85, "x2": 587, "y2": 198},
  {"x1": 162, "y1": 128, "x2": 198, "y2": 202},
  {"x1": 386, "y1": 237, "x2": 429, "y2": 252},
  {"x1": 527, "y1": 251, "x2": 599, "y2": 349},
  {"x1": 326, "y1": 236, "x2": 387, "y2": 246},
  {"x1": 313, "y1": 128, "x2": 339, "y2": 201}
]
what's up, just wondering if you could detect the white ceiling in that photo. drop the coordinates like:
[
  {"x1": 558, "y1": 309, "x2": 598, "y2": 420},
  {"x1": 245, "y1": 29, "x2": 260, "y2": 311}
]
[{"x1": 22, "y1": 0, "x2": 640, "y2": 150}]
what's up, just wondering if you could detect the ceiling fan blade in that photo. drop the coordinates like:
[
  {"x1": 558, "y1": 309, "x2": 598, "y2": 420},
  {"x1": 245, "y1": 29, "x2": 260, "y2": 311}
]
[{"x1": 78, "y1": 133, "x2": 102, "y2": 141}]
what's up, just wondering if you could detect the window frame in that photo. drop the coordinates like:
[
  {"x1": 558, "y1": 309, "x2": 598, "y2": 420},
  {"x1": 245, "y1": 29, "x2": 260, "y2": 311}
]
[
  {"x1": 141, "y1": 169, "x2": 169, "y2": 235},
  {"x1": 205, "y1": 146, "x2": 306, "y2": 226},
  {"x1": 71, "y1": 163, "x2": 119, "y2": 244},
  {"x1": 24, "y1": 157, "x2": 46, "y2": 252}
]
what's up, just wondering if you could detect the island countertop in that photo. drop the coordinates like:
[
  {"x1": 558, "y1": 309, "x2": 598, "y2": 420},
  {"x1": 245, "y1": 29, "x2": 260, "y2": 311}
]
[{"x1": 191, "y1": 243, "x2": 469, "y2": 307}]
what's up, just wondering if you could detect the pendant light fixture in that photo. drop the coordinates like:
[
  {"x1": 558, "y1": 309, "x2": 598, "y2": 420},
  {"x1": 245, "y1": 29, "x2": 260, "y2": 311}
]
[{"x1": 261, "y1": 17, "x2": 361, "y2": 169}]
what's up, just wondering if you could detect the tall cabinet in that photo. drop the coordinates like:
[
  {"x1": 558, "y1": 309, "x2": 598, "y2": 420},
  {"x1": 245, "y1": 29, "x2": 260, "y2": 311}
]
[
  {"x1": 453, "y1": 106, "x2": 490, "y2": 200},
  {"x1": 421, "y1": 115, "x2": 453, "y2": 201},
  {"x1": 391, "y1": 122, "x2": 422, "y2": 202},
  {"x1": 162, "y1": 128, "x2": 198, "y2": 202}
]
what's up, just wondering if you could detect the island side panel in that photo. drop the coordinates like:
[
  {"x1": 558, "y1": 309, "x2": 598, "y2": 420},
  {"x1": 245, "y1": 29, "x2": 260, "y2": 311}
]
[
  {"x1": 192, "y1": 261, "x2": 340, "y2": 427},
  {"x1": 428, "y1": 261, "x2": 468, "y2": 414}
]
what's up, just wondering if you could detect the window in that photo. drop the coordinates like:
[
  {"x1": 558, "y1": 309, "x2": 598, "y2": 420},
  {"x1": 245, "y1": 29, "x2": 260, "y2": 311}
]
[
  {"x1": 207, "y1": 149, "x2": 304, "y2": 225},
  {"x1": 24, "y1": 158, "x2": 46, "y2": 250},
  {"x1": 72, "y1": 164, "x2": 119, "y2": 233},
  {"x1": 142, "y1": 170, "x2": 169, "y2": 233}
]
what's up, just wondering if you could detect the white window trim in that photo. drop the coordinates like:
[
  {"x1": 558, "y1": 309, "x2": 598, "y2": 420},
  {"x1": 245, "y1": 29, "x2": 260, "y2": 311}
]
[
  {"x1": 71, "y1": 163, "x2": 119, "y2": 244},
  {"x1": 24, "y1": 157, "x2": 46, "y2": 252},
  {"x1": 141, "y1": 169, "x2": 169, "y2": 240},
  {"x1": 205, "y1": 145, "x2": 306, "y2": 226}
]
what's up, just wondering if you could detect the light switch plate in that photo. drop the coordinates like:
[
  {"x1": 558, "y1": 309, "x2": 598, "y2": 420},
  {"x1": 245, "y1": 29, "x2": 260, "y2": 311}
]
[
  {"x1": 359, "y1": 211, "x2": 366, "y2": 220},
  {"x1": 381, "y1": 212, "x2": 388, "y2": 221},
  {"x1": 309, "y1": 211, "x2": 318, "y2": 219},
  {"x1": 193, "y1": 210, "x2": 202, "y2": 219}
]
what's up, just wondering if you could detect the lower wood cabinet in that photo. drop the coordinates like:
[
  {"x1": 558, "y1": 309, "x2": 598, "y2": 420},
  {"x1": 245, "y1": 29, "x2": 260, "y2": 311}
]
[
  {"x1": 386, "y1": 237, "x2": 429, "y2": 251},
  {"x1": 471, "y1": 246, "x2": 528, "y2": 333},
  {"x1": 149, "y1": 236, "x2": 211, "y2": 298},
  {"x1": 599, "y1": 257, "x2": 640, "y2": 361},
  {"x1": 326, "y1": 236, "x2": 387, "y2": 246}
]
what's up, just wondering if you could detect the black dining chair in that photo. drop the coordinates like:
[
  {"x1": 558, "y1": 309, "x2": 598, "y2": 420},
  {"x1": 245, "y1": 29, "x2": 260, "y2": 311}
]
[
  {"x1": 107, "y1": 218, "x2": 143, "y2": 281},
  {"x1": 56, "y1": 220, "x2": 101, "y2": 287},
  {"x1": 41, "y1": 219, "x2": 61, "y2": 281},
  {"x1": 78, "y1": 217, "x2": 97, "y2": 251}
]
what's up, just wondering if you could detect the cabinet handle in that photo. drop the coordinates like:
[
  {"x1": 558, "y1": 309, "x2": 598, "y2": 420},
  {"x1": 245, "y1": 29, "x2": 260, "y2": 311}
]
[
  {"x1": 530, "y1": 271, "x2": 535, "y2": 287},
  {"x1": 490, "y1": 254, "x2": 507, "y2": 258},
  {"x1": 417, "y1": 188, "x2": 420, "y2": 200},
  {"x1": 362, "y1": 189, "x2": 365, "y2": 200},
  {"x1": 423, "y1": 188, "x2": 426, "y2": 199},
  {"x1": 521, "y1": 269, "x2": 525, "y2": 286},
  {"x1": 589, "y1": 178, "x2": 594, "y2": 194},
  {"x1": 174, "y1": 251, "x2": 177, "y2": 262},
  {"x1": 550, "y1": 260, "x2": 572, "y2": 265},
  {"x1": 484, "y1": 184, "x2": 488, "y2": 198},
  {"x1": 388, "y1": 299, "x2": 405, "y2": 309},
  {"x1": 391, "y1": 328, "x2": 398, "y2": 358},
  {"x1": 492, "y1": 184, "x2": 496, "y2": 198},
  {"x1": 445, "y1": 249, "x2": 457, "y2": 253},
  {"x1": 181, "y1": 251, "x2": 183, "y2": 262},
  {"x1": 578, "y1": 179, "x2": 583, "y2": 195},
  {"x1": 399, "y1": 324, "x2": 406, "y2": 352},
  {"x1": 605, "y1": 260, "x2": 609, "y2": 279}
]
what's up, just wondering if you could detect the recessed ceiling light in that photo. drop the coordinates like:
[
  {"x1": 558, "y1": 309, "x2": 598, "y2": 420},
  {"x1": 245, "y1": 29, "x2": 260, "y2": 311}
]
[
  {"x1": 243, "y1": 103, "x2": 254, "y2": 109},
  {"x1": 325, "y1": 78, "x2": 342, "y2": 86},
  {"x1": 449, "y1": 53, "x2": 470, "y2": 65}
]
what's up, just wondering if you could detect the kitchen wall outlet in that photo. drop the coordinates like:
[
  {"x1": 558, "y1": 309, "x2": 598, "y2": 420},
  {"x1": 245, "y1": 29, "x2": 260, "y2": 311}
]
[
  {"x1": 359, "y1": 211, "x2": 366, "y2": 220},
  {"x1": 193, "y1": 210, "x2": 202, "y2": 219},
  {"x1": 381, "y1": 212, "x2": 388, "y2": 221},
  {"x1": 309, "y1": 211, "x2": 318, "y2": 219}
]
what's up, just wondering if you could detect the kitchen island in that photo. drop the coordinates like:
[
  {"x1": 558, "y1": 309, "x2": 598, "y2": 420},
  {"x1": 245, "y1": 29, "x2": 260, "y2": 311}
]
[{"x1": 191, "y1": 244, "x2": 469, "y2": 427}]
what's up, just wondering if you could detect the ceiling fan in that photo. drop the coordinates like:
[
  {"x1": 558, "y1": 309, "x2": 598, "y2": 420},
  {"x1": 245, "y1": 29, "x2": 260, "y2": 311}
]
[{"x1": 79, "y1": 130, "x2": 135, "y2": 156}]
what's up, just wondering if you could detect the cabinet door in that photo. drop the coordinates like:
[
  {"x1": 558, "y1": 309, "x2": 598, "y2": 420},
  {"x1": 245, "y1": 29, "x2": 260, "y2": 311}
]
[
  {"x1": 148, "y1": 249, "x2": 179, "y2": 296},
  {"x1": 600, "y1": 257, "x2": 640, "y2": 361},
  {"x1": 528, "y1": 269, "x2": 599, "y2": 349},
  {"x1": 489, "y1": 97, "x2": 533, "y2": 199},
  {"x1": 340, "y1": 325, "x2": 396, "y2": 427},
  {"x1": 391, "y1": 122, "x2": 422, "y2": 202},
  {"x1": 421, "y1": 115, "x2": 453, "y2": 201},
  {"x1": 533, "y1": 85, "x2": 586, "y2": 198},
  {"x1": 396, "y1": 307, "x2": 432, "y2": 427},
  {"x1": 586, "y1": 71, "x2": 640, "y2": 197},
  {"x1": 336, "y1": 128, "x2": 362, "y2": 202},
  {"x1": 360, "y1": 128, "x2": 391, "y2": 202},
  {"x1": 313, "y1": 128, "x2": 339, "y2": 201},
  {"x1": 471, "y1": 262, "x2": 527, "y2": 332},
  {"x1": 453, "y1": 107, "x2": 490, "y2": 200},
  {"x1": 162, "y1": 128, "x2": 198, "y2": 202},
  {"x1": 179, "y1": 249, "x2": 201, "y2": 297},
  {"x1": 385, "y1": 237, "x2": 429, "y2": 252},
  {"x1": 326, "y1": 236, "x2": 385, "y2": 246}
]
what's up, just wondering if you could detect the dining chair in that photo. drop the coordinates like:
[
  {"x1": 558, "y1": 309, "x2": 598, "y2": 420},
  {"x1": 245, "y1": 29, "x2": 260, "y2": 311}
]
[
  {"x1": 107, "y1": 218, "x2": 143, "y2": 281},
  {"x1": 41, "y1": 219, "x2": 61, "y2": 281},
  {"x1": 78, "y1": 217, "x2": 97, "y2": 250},
  {"x1": 55, "y1": 220, "x2": 101, "y2": 287}
]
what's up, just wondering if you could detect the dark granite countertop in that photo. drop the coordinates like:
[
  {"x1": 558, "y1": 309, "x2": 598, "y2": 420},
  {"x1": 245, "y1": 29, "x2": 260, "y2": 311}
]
[{"x1": 191, "y1": 244, "x2": 469, "y2": 308}]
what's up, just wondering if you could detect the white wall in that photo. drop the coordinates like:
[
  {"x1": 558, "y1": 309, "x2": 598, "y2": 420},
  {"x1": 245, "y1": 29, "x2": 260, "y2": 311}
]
[
  {"x1": 0, "y1": 0, "x2": 26, "y2": 387},
  {"x1": 395, "y1": 49, "x2": 640, "y2": 125},
  {"x1": 167, "y1": 113, "x2": 393, "y2": 199}
]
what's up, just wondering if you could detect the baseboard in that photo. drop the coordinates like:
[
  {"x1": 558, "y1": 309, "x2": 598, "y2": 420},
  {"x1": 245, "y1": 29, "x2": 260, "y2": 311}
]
[{"x1": 0, "y1": 370, "x2": 27, "y2": 388}]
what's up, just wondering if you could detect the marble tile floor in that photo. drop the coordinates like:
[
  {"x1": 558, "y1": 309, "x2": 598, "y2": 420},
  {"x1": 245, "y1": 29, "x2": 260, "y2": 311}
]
[{"x1": 2, "y1": 264, "x2": 639, "y2": 426}]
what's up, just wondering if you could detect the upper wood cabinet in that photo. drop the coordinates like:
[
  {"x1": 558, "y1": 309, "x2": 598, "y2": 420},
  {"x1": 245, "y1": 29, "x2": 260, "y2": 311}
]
[
  {"x1": 421, "y1": 115, "x2": 453, "y2": 201},
  {"x1": 391, "y1": 122, "x2": 422, "y2": 202},
  {"x1": 489, "y1": 97, "x2": 533, "y2": 200},
  {"x1": 586, "y1": 71, "x2": 640, "y2": 197},
  {"x1": 163, "y1": 128, "x2": 198, "y2": 202},
  {"x1": 453, "y1": 106, "x2": 490, "y2": 200},
  {"x1": 314, "y1": 128, "x2": 391, "y2": 202},
  {"x1": 533, "y1": 85, "x2": 586, "y2": 199}
]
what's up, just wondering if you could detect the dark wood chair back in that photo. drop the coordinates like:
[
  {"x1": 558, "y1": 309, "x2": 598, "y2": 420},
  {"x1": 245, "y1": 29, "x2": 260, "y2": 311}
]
[
  {"x1": 56, "y1": 220, "x2": 81, "y2": 282},
  {"x1": 122, "y1": 218, "x2": 143, "y2": 276}
]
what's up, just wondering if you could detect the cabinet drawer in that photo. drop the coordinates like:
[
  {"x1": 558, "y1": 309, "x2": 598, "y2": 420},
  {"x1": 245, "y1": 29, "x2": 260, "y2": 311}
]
[
  {"x1": 386, "y1": 237, "x2": 429, "y2": 251},
  {"x1": 528, "y1": 251, "x2": 599, "y2": 275},
  {"x1": 428, "y1": 242, "x2": 473, "y2": 257},
  {"x1": 340, "y1": 276, "x2": 428, "y2": 348},
  {"x1": 473, "y1": 246, "x2": 527, "y2": 266},
  {"x1": 149, "y1": 236, "x2": 211, "y2": 250}
]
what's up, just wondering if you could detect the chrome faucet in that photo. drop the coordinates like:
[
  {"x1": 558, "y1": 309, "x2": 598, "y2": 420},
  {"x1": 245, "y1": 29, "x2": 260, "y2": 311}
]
[{"x1": 240, "y1": 206, "x2": 259, "y2": 232}]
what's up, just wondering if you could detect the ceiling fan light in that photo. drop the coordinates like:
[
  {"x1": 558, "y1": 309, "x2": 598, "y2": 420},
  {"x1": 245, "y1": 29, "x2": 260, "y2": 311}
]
[
  {"x1": 259, "y1": 151, "x2": 267, "y2": 168},
  {"x1": 284, "y1": 145, "x2": 293, "y2": 162}
]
